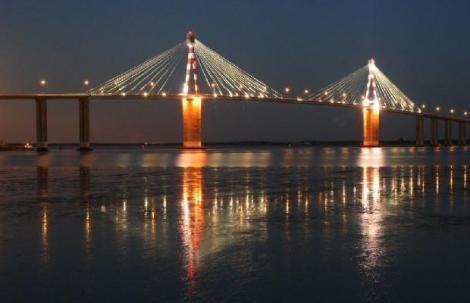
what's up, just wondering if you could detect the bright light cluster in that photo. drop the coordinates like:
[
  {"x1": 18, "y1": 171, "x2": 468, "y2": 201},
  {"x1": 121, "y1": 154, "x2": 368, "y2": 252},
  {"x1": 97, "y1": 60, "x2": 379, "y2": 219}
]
[
  {"x1": 304, "y1": 60, "x2": 418, "y2": 113},
  {"x1": 88, "y1": 38, "x2": 281, "y2": 99},
  {"x1": 88, "y1": 43, "x2": 186, "y2": 96},
  {"x1": 194, "y1": 40, "x2": 281, "y2": 98},
  {"x1": 85, "y1": 37, "x2": 467, "y2": 119}
]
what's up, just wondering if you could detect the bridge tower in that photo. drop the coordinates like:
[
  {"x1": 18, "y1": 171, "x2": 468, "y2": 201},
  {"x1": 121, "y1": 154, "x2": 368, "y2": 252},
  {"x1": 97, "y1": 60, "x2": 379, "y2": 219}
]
[
  {"x1": 181, "y1": 31, "x2": 202, "y2": 149},
  {"x1": 362, "y1": 59, "x2": 381, "y2": 147}
]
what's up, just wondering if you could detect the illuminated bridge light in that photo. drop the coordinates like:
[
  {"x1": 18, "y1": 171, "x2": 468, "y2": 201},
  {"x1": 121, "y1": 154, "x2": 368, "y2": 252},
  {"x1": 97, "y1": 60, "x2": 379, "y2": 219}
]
[
  {"x1": 77, "y1": 32, "x2": 432, "y2": 124},
  {"x1": 436, "y1": 107, "x2": 440, "y2": 111},
  {"x1": 83, "y1": 80, "x2": 90, "y2": 86},
  {"x1": 40, "y1": 79, "x2": 47, "y2": 86},
  {"x1": 87, "y1": 34, "x2": 281, "y2": 99},
  {"x1": 306, "y1": 59, "x2": 417, "y2": 113}
]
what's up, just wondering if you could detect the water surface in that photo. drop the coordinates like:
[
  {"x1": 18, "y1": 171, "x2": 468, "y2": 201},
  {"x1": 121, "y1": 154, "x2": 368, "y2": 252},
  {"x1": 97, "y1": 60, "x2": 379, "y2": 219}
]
[{"x1": 0, "y1": 146, "x2": 469, "y2": 302}]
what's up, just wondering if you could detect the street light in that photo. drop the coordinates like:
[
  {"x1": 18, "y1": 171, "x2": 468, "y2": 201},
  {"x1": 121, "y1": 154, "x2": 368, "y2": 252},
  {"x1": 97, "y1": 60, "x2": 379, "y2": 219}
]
[
  {"x1": 284, "y1": 87, "x2": 290, "y2": 94},
  {"x1": 436, "y1": 106, "x2": 440, "y2": 112},
  {"x1": 40, "y1": 79, "x2": 47, "y2": 86},
  {"x1": 83, "y1": 80, "x2": 90, "y2": 86}
]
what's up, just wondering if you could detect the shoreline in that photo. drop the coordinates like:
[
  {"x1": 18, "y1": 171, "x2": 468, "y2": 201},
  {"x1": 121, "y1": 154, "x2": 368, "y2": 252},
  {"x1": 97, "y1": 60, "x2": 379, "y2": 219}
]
[{"x1": 0, "y1": 139, "x2": 467, "y2": 151}]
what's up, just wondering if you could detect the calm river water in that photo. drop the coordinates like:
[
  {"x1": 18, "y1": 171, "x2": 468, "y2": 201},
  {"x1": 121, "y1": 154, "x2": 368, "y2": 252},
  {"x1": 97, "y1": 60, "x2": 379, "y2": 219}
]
[{"x1": 0, "y1": 146, "x2": 469, "y2": 302}]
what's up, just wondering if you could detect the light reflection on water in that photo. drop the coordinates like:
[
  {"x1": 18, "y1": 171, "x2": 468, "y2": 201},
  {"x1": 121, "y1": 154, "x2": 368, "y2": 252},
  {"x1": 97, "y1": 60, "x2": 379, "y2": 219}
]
[{"x1": 0, "y1": 147, "x2": 470, "y2": 302}]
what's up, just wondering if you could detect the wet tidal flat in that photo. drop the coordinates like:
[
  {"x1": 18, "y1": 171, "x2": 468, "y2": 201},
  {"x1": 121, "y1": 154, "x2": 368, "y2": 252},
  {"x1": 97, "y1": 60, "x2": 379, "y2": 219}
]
[{"x1": 0, "y1": 146, "x2": 469, "y2": 302}]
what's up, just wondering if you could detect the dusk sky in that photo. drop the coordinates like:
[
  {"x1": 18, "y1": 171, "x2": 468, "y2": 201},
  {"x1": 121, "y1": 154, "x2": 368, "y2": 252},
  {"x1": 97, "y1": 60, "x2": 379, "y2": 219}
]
[{"x1": 0, "y1": 0, "x2": 469, "y2": 143}]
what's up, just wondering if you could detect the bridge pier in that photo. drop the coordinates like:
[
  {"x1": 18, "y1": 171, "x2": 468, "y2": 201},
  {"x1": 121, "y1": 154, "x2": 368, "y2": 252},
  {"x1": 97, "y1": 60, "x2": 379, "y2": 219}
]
[
  {"x1": 78, "y1": 97, "x2": 92, "y2": 151},
  {"x1": 416, "y1": 115, "x2": 424, "y2": 146},
  {"x1": 458, "y1": 122, "x2": 467, "y2": 145},
  {"x1": 430, "y1": 118, "x2": 439, "y2": 146},
  {"x1": 362, "y1": 106, "x2": 380, "y2": 147},
  {"x1": 35, "y1": 97, "x2": 48, "y2": 152},
  {"x1": 182, "y1": 96, "x2": 202, "y2": 149},
  {"x1": 444, "y1": 120, "x2": 453, "y2": 146}
]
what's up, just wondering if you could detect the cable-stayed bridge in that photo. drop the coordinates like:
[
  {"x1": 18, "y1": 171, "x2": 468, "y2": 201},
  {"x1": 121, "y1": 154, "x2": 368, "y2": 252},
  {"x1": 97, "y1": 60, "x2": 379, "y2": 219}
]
[{"x1": 0, "y1": 32, "x2": 468, "y2": 151}]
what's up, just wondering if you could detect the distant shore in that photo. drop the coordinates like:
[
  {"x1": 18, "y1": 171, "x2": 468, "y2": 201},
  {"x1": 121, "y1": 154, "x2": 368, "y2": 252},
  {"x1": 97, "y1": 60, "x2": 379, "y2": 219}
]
[
  {"x1": 0, "y1": 144, "x2": 34, "y2": 151},
  {"x1": 0, "y1": 139, "x2": 455, "y2": 151}
]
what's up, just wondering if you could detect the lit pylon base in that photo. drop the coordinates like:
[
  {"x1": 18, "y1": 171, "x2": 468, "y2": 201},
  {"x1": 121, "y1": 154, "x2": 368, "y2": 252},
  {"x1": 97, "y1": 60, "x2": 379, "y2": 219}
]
[
  {"x1": 363, "y1": 107, "x2": 380, "y2": 147},
  {"x1": 182, "y1": 97, "x2": 202, "y2": 149}
]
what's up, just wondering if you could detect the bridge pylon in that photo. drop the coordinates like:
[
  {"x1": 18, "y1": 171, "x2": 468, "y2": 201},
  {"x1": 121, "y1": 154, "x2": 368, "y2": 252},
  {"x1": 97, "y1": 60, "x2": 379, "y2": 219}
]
[
  {"x1": 182, "y1": 31, "x2": 202, "y2": 149},
  {"x1": 362, "y1": 59, "x2": 381, "y2": 147},
  {"x1": 182, "y1": 96, "x2": 202, "y2": 149}
]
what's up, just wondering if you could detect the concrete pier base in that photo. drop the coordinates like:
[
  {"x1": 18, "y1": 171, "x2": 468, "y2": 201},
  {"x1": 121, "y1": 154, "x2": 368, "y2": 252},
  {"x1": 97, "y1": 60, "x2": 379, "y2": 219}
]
[
  {"x1": 416, "y1": 115, "x2": 424, "y2": 146},
  {"x1": 78, "y1": 97, "x2": 92, "y2": 151},
  {"x1": 182, "y1": 97, "x2": 202, "y2": 149},
  {"x1": 362, "y1": 106, "x2": 380, "y2": 147},
  {"x1": 35, "y1": 97, "x2": 48, "y2": 152},
  {"x1": 430, "y1": 118, "x2": 438, "y2": 146},
  {"x1": 444, "y1": 120, "x2": 452, "y2": 146}
]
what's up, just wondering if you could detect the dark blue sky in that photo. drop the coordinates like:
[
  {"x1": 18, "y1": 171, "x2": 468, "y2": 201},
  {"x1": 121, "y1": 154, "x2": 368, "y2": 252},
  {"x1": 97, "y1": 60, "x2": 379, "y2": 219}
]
[{"x1": 0, "y1": 0, "x2": 469, "y2": 143}]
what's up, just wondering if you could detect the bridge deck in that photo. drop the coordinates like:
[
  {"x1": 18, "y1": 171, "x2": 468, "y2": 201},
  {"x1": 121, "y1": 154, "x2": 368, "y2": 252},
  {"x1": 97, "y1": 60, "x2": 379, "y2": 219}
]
[{"x1": 0, "y1": 93, "x2": 467, "y2": 123}]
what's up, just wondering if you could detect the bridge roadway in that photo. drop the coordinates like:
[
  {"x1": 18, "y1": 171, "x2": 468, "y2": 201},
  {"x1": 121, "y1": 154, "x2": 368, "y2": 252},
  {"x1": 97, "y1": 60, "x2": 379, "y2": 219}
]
[{"x1": 0, "y1": 93, "x2": 468, "y2": 150}]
